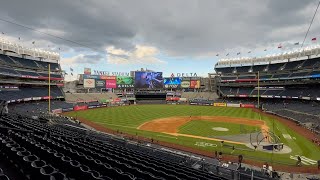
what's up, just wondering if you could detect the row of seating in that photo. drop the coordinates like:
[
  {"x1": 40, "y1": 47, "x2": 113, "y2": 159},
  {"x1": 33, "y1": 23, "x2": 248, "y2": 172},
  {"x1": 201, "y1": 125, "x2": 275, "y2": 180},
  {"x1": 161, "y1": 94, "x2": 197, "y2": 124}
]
[
  {"x1": 0, "y1": 114, "x2": 227, "y2": 180},
  {"x1": 0, "y1": 54, "x2": 59, "y2": 71},
  {"x1": 215, "y1": 57, "x2": 320, "y2": 74},
  {"x1": 0, "y1": 86, "x2": 64, "y2": 102},
  {"x1": 219, "y1": 86, "x2": 320, "y2": 99},
  {"x1": 0, "y1": 67, "x2": 62, "y2": 78}
]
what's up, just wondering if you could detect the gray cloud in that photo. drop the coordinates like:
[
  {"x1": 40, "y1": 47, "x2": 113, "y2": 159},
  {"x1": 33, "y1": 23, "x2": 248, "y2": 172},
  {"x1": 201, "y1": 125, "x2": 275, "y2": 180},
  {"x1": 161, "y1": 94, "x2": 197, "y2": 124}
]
[{"x1": 0, "y1": 0, "x2": 319, "y2": 57}]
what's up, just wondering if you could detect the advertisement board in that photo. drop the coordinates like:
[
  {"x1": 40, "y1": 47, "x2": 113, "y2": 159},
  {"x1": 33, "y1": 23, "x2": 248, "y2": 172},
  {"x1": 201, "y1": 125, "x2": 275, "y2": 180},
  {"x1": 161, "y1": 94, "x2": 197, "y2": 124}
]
[
  {"x1": 181, "y1": 81, "x2": 190, "y2": 88},
  {"x1": 240, "y1": 104, "x2": 255, "y2": 108},
  {"x1": 116, "y1": 76, "x2": 134, "y2": 88},
  {"x1": 95, "y1": 80, "x2": 106, "y2": 88},
  {"x1": 227, "y1": 103, "x2": 241, "y2": 108},
  {"x1": 166, "y1": 97, "x2": 180, "y2": 101},
  {"x1": 83, "y1": 74, "x2": 100, "y2": 79},
  {"x1": 135, "y1": 72, "x2": 163, "y2": 89},
  {"x1": 73, "y1": 105, "x2": 88, "y2": 111},
  {"x1": 213, "y1": 103, "x2": 227, "y2": 107},
  {"x1": 84, "y1": 79, "x2": 95, "y2": 88},
  {"x1": 164, "y1": 77, "x2": 182, "y2": 85},
  {"x1": 164, "y1": 84, "x2": 180, "y2": 89},
  {"x1": 190, "y1": 80, "x2": 200, "y2": 88},
  {"x1": 106, "y1": 79, "x2": 117, "y2": 88},
  {"x1": 100, "y1": 75, "x2": 116, "y2": 80},
  {"x1": 84, "y1": 68, "x2": 91, "y2": 75}
]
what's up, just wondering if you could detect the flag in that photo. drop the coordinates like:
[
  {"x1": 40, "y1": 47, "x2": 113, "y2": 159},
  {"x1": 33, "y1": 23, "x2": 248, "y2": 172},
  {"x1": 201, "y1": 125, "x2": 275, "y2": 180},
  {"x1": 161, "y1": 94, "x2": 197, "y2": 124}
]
[
  {"x1": 18, "y1": 37, "x2": 21, "y2": 40},
  {"x1": 264, "y1": 49, "x2": 267, "y2": 51},
  {"x1": 312, "y1": 37, "x2": 317, "y2": 41},
  {"x1": 1, "y1": 32, "x2": 4, "y2": 35},
  {"x1": 237, "y1": 52, "x2": 241, "y2": 55},
  {"x1": 70, "y1": 67, "x2": 73, "y2": 71},
  {"x1": 294, "y1": 42, "x2": 299, "y2": 45},
  {"x1": 216, "y1": 54, "x2": 219, "y2": 56},
  {"x1": 58, "y1": 47, "x2": 61, "y2": 50},
  {"x1": 71, "y1": 73, "x2": 73, "y2": 76},
  {"x1": 278, "y1": 44, "x2": 282, "y2": 48},
  {"x1": 226, "y1": 53, "x2": 229, "y2": 56},
  {"x1": 248, "y1": 51, "x2": 251, "y2": 53},
  {"x1": 32, "y1": 41, "x2": 35, "y2": 44}
]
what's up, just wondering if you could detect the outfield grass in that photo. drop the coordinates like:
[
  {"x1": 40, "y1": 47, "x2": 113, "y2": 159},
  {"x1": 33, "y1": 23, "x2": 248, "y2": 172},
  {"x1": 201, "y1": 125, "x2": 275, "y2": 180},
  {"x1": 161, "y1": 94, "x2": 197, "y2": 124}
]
[{"x1": 65, "y1": 105, "x2": 320, "y2": 166}]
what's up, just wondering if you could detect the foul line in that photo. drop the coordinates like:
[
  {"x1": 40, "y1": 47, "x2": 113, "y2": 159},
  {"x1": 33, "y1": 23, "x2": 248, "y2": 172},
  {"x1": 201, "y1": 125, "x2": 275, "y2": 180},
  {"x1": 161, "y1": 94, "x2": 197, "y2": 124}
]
[{"x1": 166, "y1": 133, "x2": 245, "y2": 145}]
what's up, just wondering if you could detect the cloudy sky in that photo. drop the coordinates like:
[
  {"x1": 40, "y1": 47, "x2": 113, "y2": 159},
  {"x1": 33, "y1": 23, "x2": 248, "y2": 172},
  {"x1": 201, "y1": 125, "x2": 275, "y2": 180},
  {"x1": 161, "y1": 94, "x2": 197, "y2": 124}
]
[{"x1": 1, "y1": 0, "x2": 320, "y2": 80}]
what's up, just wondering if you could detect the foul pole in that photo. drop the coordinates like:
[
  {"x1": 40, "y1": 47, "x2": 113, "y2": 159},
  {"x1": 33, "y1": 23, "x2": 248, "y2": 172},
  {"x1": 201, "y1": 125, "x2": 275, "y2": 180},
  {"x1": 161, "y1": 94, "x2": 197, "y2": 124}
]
[
  {"x1": 48, "y1": 64, "x2": 51, "y2": 113},
  {"x1": 257, "y1": 71, "x2": 260, "y2": 108}
]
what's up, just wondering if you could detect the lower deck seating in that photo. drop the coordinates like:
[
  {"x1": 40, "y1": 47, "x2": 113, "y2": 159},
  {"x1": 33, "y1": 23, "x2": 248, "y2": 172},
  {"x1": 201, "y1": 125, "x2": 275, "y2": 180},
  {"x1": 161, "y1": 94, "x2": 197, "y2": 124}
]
[{"x1": 0, "y1": 114, "x2": 226, "y2": 180}]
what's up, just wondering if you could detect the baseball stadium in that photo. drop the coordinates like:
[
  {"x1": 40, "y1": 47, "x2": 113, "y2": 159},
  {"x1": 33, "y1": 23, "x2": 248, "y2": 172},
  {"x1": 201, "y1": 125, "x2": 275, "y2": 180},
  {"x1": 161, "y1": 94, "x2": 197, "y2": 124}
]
[{"x1": 1, "y1": 1, "x2": 320, "y2": 180}]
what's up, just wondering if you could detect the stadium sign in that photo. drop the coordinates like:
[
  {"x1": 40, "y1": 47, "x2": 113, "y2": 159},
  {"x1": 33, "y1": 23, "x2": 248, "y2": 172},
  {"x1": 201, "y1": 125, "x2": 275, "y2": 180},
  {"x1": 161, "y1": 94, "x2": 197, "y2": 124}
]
[
  {"x1": 171, "y1": 73, "x2": 198, "y2": 77},
  {"x1": 93, "y1": 70, "x2": 129, "y2": 76},
  {"x1": 164, "y1": 84, "x2": 179, "y2": 89}
]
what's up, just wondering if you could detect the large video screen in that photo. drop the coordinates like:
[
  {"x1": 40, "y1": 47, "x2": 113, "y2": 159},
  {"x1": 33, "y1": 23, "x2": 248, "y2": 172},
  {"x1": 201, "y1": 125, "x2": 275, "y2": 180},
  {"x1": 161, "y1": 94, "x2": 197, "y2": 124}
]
[
  {"x1": 135, "y1": 72, "x2": 163, "y2": 88},
  {"x1": 117, "y1": 76, "x2": 134, "y2": 88},
  {"x1": 164, "y1": 77, "x2": 181, "y2": 85}
]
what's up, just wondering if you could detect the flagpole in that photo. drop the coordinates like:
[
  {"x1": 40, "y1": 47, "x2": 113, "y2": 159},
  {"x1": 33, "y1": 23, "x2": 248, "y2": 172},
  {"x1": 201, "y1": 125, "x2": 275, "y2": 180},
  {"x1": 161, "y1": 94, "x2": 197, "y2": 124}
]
[{"x1": 48, "y1": 64, "x2": 51, "y2": 113}]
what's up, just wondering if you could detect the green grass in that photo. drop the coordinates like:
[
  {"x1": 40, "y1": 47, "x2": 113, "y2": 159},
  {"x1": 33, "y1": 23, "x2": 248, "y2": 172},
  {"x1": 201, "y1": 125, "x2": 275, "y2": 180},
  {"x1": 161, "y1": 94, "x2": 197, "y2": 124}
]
[
  {"x1": 179, "y1": 120, "x2": 259, "y2": 137},
  {"x1": 64, "y1": 105, "x2": 320, "y2": 166}
]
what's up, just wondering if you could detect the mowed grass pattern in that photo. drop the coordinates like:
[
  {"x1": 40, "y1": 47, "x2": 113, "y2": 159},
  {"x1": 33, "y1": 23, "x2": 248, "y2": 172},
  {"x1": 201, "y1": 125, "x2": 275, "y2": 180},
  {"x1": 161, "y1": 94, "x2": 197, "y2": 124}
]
[
  {"x1": 179, "y1": 120, "x2": 259, "y2": 137},
  {"x1": 65, "y1": 105, "x2": 320, "y2": 166}
]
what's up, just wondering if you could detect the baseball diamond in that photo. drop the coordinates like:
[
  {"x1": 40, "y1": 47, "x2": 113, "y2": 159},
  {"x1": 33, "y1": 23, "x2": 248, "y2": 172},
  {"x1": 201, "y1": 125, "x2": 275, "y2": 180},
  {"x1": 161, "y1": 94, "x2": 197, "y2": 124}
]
[{"x1": 64, "y1": 105, "x2": 320, "y2": 167}]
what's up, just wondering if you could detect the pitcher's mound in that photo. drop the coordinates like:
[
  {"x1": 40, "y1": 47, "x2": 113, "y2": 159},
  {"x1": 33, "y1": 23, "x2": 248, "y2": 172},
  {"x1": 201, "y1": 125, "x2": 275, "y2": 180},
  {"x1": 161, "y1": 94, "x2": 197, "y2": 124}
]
[{"x1": 212, "y1": 127, "x2": 229, "y2": 131}]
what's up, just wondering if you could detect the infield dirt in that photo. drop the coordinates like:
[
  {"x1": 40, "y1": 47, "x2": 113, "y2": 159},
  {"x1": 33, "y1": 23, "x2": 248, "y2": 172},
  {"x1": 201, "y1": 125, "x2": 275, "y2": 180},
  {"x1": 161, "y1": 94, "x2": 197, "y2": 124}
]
[{"x1": 138, "y1": 116, "x2": 269, "y2": 144}]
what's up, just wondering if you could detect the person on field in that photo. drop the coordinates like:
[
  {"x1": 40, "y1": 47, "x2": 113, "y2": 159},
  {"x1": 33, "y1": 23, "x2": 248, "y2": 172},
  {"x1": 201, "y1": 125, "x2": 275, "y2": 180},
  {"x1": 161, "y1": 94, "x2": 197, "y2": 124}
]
[
  {"x1": 296, "y1": 156, "x2": 302, "y2": 167},
  {"x1": 318, "y1": 160, "x2": 320, "y2": 170}
]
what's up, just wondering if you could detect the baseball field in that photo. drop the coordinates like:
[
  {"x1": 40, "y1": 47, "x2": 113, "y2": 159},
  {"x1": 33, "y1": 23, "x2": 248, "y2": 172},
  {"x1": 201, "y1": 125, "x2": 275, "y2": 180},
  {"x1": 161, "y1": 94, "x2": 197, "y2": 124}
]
[{"x1": 64, "y1": 105, "x2": 320, "y2": 167}]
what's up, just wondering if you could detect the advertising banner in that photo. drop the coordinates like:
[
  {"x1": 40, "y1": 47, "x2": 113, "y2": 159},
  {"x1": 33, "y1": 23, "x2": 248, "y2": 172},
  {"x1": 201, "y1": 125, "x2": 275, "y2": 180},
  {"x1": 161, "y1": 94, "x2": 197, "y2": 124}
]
[
  {"x1": 164, "y1": 84, "x2": 180, "y2": 89},
  {"x1": 32, "y1": 97, "x2": 42, "y2": 100},
  {"x1": 83, "y1": 74, "x2": 100, "y2": 79},
  {"x1": 116, "y1": 76, "x2": 134, "y2": 88},
  {"x1": 213, "y1": 103, "x2": 227, "y2": 107},
  {"x1": 42, "y1": 96, "x2": 53, "y2": 100},
  {"x1": 227, "y1": 103, "x2": 241, "y2": 107},
  {"x1": 164, "y1": 77, "x2": 182, "y2": 85},
  {"x1": 238, "y1": 94, "x2": 248, "y2": 97},
  {"x1": 95, "y1": 80, "x2": 106, "y2": 88},
  {"x1": 84, "y1": 68, "x2": 91, "y2": 75},
  {"x1": 73, "y1": 105, "x2": 88, "y2": 111},
  {"x1": 166, "y1": 97, "x2": 180, "y2": 101},
  {"x1": 106, "y1": 79, "x2": 117, "y2": 88},
  {"x1": 135, "y1": 72, "x2": 163, "y2": 89},
  {"x1": 240, "y1": 104, "x2": 255, "y2": 108},
  {"x1": 84, "y1": 79, "x2": 96, "y2": 88},
  {"x1": 302, "y1": 97, "x2": 311, "y2": 100},
  {"x1": 181, "y1": 81, "x2": 190, "y2": 88},
  {"x1": 100, "y1": 75, "x2": 116, "y2": 80},
  {"x1": 164, "y1": 77, "x2": 181, "y2": 89},
  {"x1": 190, "y1": 80, "x2": 200, "y2": 88},
  {"x1": 179, "y1": 98, "x2": 187, "y2": 102}
]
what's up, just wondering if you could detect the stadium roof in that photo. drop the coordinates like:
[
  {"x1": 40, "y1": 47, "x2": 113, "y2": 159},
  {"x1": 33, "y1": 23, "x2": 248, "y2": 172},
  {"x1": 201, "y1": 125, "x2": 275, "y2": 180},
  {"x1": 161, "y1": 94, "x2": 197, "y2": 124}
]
[{"x1": 0, "y1": 38, "x2": 60, "y2": 61}]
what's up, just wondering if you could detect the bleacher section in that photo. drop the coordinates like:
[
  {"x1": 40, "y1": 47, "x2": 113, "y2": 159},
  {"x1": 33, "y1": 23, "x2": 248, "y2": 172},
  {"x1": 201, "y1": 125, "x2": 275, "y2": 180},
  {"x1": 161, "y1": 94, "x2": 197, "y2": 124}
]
[
  {"x1": 181, "y1": 92, "x2": 218, "y2": 100},
  {"x1": 64, "y1": 93, "x2": 118, "y2": 102},
  {"x1": 0, "y1": 54, "x2": 60, "y2": 71},
  {"x1": 0, "y1": 86, "x2": 63, "y2": 101}
]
